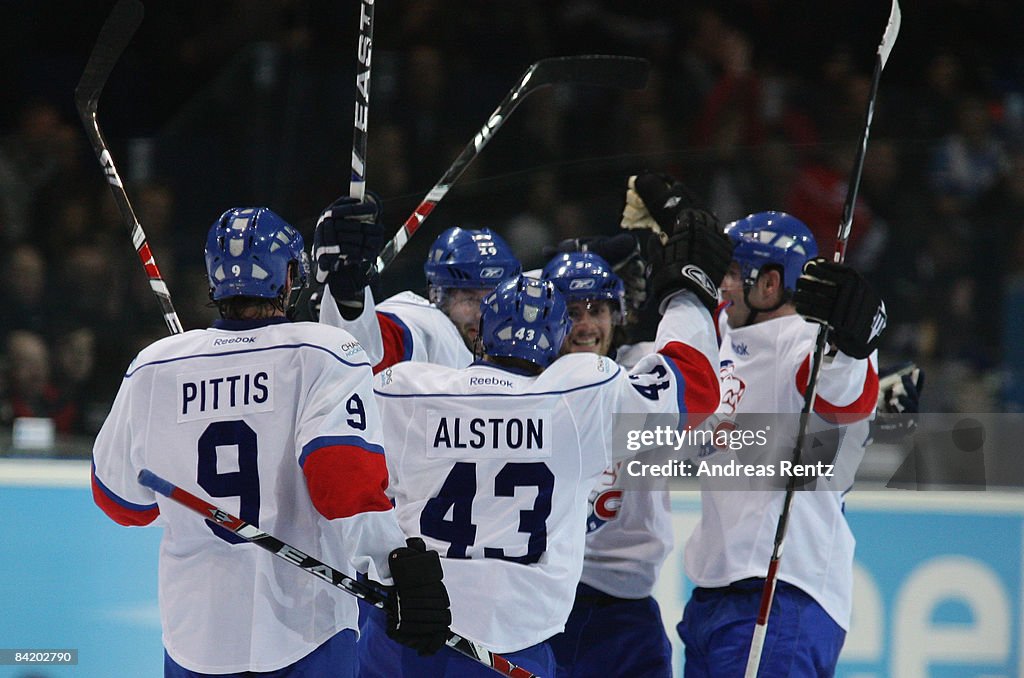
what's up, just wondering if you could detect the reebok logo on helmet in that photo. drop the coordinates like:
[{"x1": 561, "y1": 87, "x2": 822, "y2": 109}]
[
  {"x1": 480, "y1": 266, "x2": 506, "y2": 279},
  {"x1": 569, "y1": 278, "x2": 597, "y2": 290}
]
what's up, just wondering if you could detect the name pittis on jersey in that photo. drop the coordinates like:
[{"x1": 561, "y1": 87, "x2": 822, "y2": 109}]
[
  {"x1": 177, "y1": 364, "x2": 275, "y2": 421},
  {"x1": 427, "y1": 410, "x2": 552, "y2": 459}
]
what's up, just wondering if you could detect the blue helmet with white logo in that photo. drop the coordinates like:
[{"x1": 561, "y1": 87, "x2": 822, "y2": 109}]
[
  {"x1": 205, "y1": 207, "x2": 307, "y2": 300},
  {"x1": 724, "y1": 211, "x2": 818, "y2": 292},
  {"x1": 424, "y1": 227, "x2": 521, "y2": 303},
  {"x1": 541, "y1": 252, "x2": 626, "y2": 323},
  {"x1": 480, "y1": 275, "x2": 571, "y2": 369}
]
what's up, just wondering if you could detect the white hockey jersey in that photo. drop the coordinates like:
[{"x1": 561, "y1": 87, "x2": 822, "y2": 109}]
[
  {"x1": 321, "y1": 286, "x2": 471, "y2": 372},
  {"x1": 373, "y1": 291, "x2": 720, "y2": 653},
  {"x1": 91, "y1": 317, "x2": 407, "y2": 673},
  {"x1": 683, "y1": 311, "x2": 879, "y2": 630},
  {"x1": 579, "y1": 340, "x2": 677, "y2": 599}
]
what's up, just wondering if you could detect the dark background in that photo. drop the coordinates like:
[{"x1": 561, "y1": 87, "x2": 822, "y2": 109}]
[{"x1": 2, "y1": 0, "x2": 1023, "y2": 451}]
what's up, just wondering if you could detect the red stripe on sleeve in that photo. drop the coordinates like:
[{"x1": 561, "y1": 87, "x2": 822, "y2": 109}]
[
  {"x1": 373, "y1": 312, "x2": 411, "y2": 374},
  {"x1": 713, "y1": 301, "x2": 729, "y2": 347},
  {"x1": 91, "y1": 472, "x2": 160, "y2": 527},
  {"x1": 795, "y1": 355, "x2": 879, "y2": 424},
  {"x1": 303, "y1": 445, "x2": 393, "y2": 519},
  {"x1": 659, "y1": 340, "x2": 721, "y2": 427}
]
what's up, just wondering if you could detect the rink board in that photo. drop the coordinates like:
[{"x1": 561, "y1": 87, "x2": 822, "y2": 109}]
[{"x1": 2, "y1": 459, "x2": 1023, "y2": 678}]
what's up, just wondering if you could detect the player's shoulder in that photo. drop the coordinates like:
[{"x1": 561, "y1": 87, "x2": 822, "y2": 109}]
[
  {"x1": 379, "y1": 290, "x2": 433, "y2": 311},
  {"x1": 374, "y1": 360, "x2": 460, "y2": 395},
  {"x1": 130, "y1": 328, "x2": 208, "y2": 369},
  {"x1": 283, "y1": 321, "x2": 372, "y2": 363},
  {"x1": 614, "y1": 341, "x2": 655, "y2": 370},
  {"x1": 534, "y1": 353, "x2": 621, "y2": 392}
]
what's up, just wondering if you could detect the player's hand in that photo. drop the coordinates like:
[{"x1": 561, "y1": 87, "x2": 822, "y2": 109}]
[
  {"x1": 878, "y1": 363, "x2": 924, "y2": 414},
  {"x1": 646, "y1": 207, "x2": 733, "y2": 313},
  {"x1": 544, "y1": 233, "x2": 649, "y2": 316},
  {"x1": 386, "y1": 537, "x2": 451, "y2": 656},
  {"x1": 794, "y1": 258, "x2": 887, "y2": 359},
  {"x1": 312, "y1": 194, "x2": 383, "y2": 301},
  {"x1": 621, "y1": 172, "x2": 700, "y2": 237}
]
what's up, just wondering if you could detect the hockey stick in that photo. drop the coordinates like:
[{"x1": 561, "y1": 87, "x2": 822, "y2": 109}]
[
  {"x1": 743, "y1": 3, "x2": 902, "y2": 676},
  {"x1": 375, "y1": 55, "x2": 651, "y2": 273},
  {"x1": 349, "y1": 0, "x2": 375, "y2": 200},
  {"x1": 138, "y1": 469, "x2": 539, "y2": 678},
  {"x1": 75, "y1": 0, "x2": 183, "y2": 335}
]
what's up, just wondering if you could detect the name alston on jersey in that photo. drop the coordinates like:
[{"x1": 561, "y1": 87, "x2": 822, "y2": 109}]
[
  {"x1": 178, "y1": 364, "x2": 275, "y2": 422},
  {"x1": 427, "y1": 410, "x2": 552, "y2": 459}
]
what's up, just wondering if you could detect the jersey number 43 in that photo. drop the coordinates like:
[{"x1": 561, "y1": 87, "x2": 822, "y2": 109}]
[{"x1": 420, "y1": 461, "x2": 553, "y2": 564}]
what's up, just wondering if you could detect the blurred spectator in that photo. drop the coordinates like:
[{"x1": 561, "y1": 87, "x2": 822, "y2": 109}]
[
  {"x1": 0, "y1": 242, "x2": 49, "y2": 343},
  {"x1": 0, "y1": 330, "x2": 78, "y2": 434},
  {"x1": 928, "y1": 96, "x2": 1010, "y2": 214},
  {"x1": 53, "y1": 326, "x2": 110, "y2": 436}
]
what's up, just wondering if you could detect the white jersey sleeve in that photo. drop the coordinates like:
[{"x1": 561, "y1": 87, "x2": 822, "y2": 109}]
[
  {"x1": 92, "y1": 320, "x2": 405, "y2": 673},
  {"x1": 610, "y1": 291, "x2": 721, "y2": 447},
  {"x1": 321, "y1": 288, "x2": 472, "y2": 370}
]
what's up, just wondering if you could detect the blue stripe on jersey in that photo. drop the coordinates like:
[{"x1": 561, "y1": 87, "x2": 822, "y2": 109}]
[
  {"x1": 373, "y1": 364, "x2": 622, "y2": 399},
  {"x1": 378, "y1": 311, "x2": 414, "y2": 362},
  {"x1": 299, "y1": 435, "x2": 386, "y2": 467},
  {"x1": 125, "y1": 342, "x2": 371, "y2": 378},
  {"x1": 91, "y1": 463, "x2": 158, "y2": 512},
  {"x1": 660, "y1": 355, "x2": 688, "y2": 430}
]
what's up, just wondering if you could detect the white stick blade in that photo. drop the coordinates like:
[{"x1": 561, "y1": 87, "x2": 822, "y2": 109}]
[{"x1": 878, "y1": 0, "x2": 902, "y2": 69}]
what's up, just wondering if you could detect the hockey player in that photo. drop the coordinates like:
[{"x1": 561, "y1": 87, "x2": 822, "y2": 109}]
[
  {"x1": 671, "y1": 206, "x2": 884, "y2": 676},
  {"x1": 311, "y1": 196, "x2": 521, "y2": 371},
  {"x1": 91, "y1": 207, "x2": 451, "y2": 677},
  {"x1": 540, "y1": 251, "x2": 677, "y2": 678},
  {"x1": 356, "y1": 205, "x2": 730, "y2": 677}
]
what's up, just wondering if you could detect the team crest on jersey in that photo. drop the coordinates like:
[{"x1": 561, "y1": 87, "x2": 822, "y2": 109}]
[
  {"x1": 587, "y1": 489, "x2": 623, "y2": 533},
  {"x1": 586, "y1": 465, "x2": 621, "y2": 533},
  {"x1": 719, "y1": 360, "x2": 746, "y2": 415}
]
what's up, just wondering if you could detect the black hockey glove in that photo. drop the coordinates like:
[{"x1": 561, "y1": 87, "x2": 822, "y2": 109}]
[
  {"x1": 871, "y1": 363, "x2": 925, "y2": 443},
  {"x1": 544, "y1": 233, "x2": 649, "y2": 314},
  {"x1": 386, "y1": 537, "x2": 451, "y2": 656},
  {"x1": 313, "y1": 194, "x2": 383, "y2": 303},
  {"x1": 646, "y1": 207, "x2": 733, "y2": 314},
  {"x1": 793, "y1": 258, "x2": 887, "y2": 359}
]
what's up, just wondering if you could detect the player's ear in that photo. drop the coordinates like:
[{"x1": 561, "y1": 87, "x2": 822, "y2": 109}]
[{"x1": 759, "y1": 267, "x2": 784, "y2": 299}]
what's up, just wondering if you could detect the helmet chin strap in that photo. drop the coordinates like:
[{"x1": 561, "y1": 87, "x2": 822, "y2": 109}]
[{"x1": 740, "y1": 281, "x2": 789, "y2": 327}]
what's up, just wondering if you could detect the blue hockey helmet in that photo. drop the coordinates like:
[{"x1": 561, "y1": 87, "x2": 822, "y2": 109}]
[
  {"x1": 541, "y1": 252, "x2": 626, "y2": 323},
  {"x1": 424, "y1": 227, "x2": 521, "y2": 299},
  {"x1": 205, "y1": 207, "x2": 306, "y2": 300},
  {"x1": 480, "y1": 275, "x2": 571, "y2": 369},
  {"x1": 724, "y1": 211, "x2": 818, "y2": 292}
]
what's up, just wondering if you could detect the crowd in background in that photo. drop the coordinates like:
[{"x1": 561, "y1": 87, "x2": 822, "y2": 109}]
[{"x1": 1, "y1": 0, "x2": 1023, "y2": 454}]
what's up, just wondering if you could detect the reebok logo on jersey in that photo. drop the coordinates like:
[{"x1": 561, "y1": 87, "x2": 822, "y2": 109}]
[
  {"x1": 469, "y1": 376, "x2": 514, "y2": 388},
  {"x1": 213, "y1": 336, "x2": 256, "y2": 346},
  {"x1": 681, "y1": 264, "x2": 718, "y2": 301},
  {"x1": 731, "y1": 341, "x2": 749, "y2": 356},
  {"x1": 868, "y1": 301, "x2": 887, "y2": 343}
]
